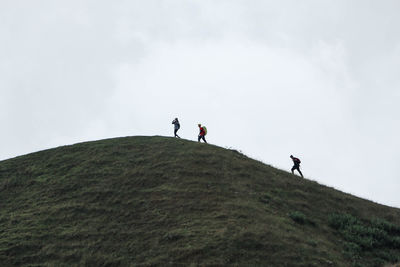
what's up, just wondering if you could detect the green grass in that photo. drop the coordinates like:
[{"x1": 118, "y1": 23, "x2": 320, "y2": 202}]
[{"x1": 0, "y1": 136, "x2": 399, "y2": 266}]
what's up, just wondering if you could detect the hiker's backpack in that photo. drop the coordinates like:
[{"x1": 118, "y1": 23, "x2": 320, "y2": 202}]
[
  {"x1": 295, "y1": 158, "x2": 301, "y2": 164},
  {"x1": 202, "y1": 126, "x2": 207, "y2": 135}
]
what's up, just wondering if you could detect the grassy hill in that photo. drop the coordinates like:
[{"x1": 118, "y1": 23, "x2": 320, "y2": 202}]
[{"x1": 0, "y1": 136, "x2": 399, "y2": 266}]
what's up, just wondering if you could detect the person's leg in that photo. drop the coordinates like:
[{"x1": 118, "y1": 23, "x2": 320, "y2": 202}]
[
  {"x1": 293, "y1": 166, "x2": 302, "y2": 177},
  {"x1": 297, "y1": 168, "x2": 303, "y2": 178},
  {"x1": 174, "y1": 129, "x2": 178, "y2": 137},
  {"x1": 198, "y1": 135, "x2": 201, "y2": 142},
  {"x1": 202, "y1": 135, "x2": 207, "y2": 143},
  {"x1": 175, "y1": 129, "x2": 180, "y2": 138}
]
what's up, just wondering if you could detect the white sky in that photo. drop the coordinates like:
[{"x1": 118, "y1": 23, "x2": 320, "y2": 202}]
[{"x1": 1, "y1": 0, "x2": 399, "y2": 207}]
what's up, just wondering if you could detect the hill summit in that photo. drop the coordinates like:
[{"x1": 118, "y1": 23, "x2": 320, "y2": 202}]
[{"x1": 0, "y1": 136, "x2": 399, "y2": 266}]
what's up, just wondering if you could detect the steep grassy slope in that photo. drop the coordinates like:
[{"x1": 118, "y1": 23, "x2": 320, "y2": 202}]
[{"x1": 0, "y1": 136, "x2": 399, "y2": 266}]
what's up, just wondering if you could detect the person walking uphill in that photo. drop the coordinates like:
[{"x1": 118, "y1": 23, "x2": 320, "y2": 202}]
[
  {"x1": 290, "y1": 155, "x2": 303, "y2": 178},
  {"x1": 172, "y1": 118, "x2": 180, "y2": 138},
  {"x1": 198, "y1": 124, "x2": 207, "y2": 143}
]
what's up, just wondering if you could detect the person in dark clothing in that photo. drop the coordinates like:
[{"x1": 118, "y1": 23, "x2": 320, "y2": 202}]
[
  {"x1": 198, "y1": 124, "x2": 207, "y2": 143},
  {"x1": 172, "y1": 118, "x2": 180, "y2": 138},
  {"x1": 290, "y1": 155, "x2": 303, "y2": 178}
]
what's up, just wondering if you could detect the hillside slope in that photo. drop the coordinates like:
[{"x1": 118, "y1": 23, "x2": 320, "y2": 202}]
[{"x1": 0, "y1": 136, "x2": 399, "y2": 266}]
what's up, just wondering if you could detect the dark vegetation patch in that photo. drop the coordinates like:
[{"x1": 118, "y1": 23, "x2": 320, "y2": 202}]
[
  {"x1": 328, "y1": 213, "x2": 400, "y2": 265},
  {"x1": 289, "y1": 211, "x2": 316, "y2": 226}
]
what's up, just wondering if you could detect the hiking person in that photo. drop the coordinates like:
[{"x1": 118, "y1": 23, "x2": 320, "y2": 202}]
[
  {"x1": 172, "y1": 118, "x2": 180, "y2": 138},
  {"x1": 198, "y1": 124, "x2": 207, "y2": 143},
  {"x1": 290, "y1": 155, "x2": 303, "y2": 178}
]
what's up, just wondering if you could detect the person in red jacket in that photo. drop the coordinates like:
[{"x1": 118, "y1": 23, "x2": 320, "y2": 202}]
[
  {"x1": 290, "y1": 155, "x2": 303, "y2": 178},
  {"x1": 198, "y1": 124, "x2": 207, "y2": 143}
]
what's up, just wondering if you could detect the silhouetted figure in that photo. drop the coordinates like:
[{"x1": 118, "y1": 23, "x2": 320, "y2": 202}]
[
  {"x1": 290, "y1": 155, "x2": 303, "y2": 178},
  {"x1": 172, "y1": 118, "x2": 180, "y2": 138},
  {"x1": 198, "y1": 124, "x2": 207, "y2": 143}
]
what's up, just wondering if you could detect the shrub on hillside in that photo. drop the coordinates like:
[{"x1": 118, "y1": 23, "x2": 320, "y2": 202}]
[
  {"x1": 288, "y1": 211, "x2": 316, "y2": 226},
  {"x1": 328, "y1": 213, "x2": 400, "y2": 264},
  {"x1": 289, "y1": 211, "x2": 307, "y2": 224},
  {"x1": 328, "y1": 213, "x2": 358, "y2": 230},
  {"x1": 372, "y1": 218, "x2": 400, "y2": 234}
]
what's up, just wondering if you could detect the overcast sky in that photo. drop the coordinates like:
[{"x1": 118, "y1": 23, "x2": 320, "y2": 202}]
[{"x1": 1, "y1": 0, "x2": 399, "y2": 207}]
